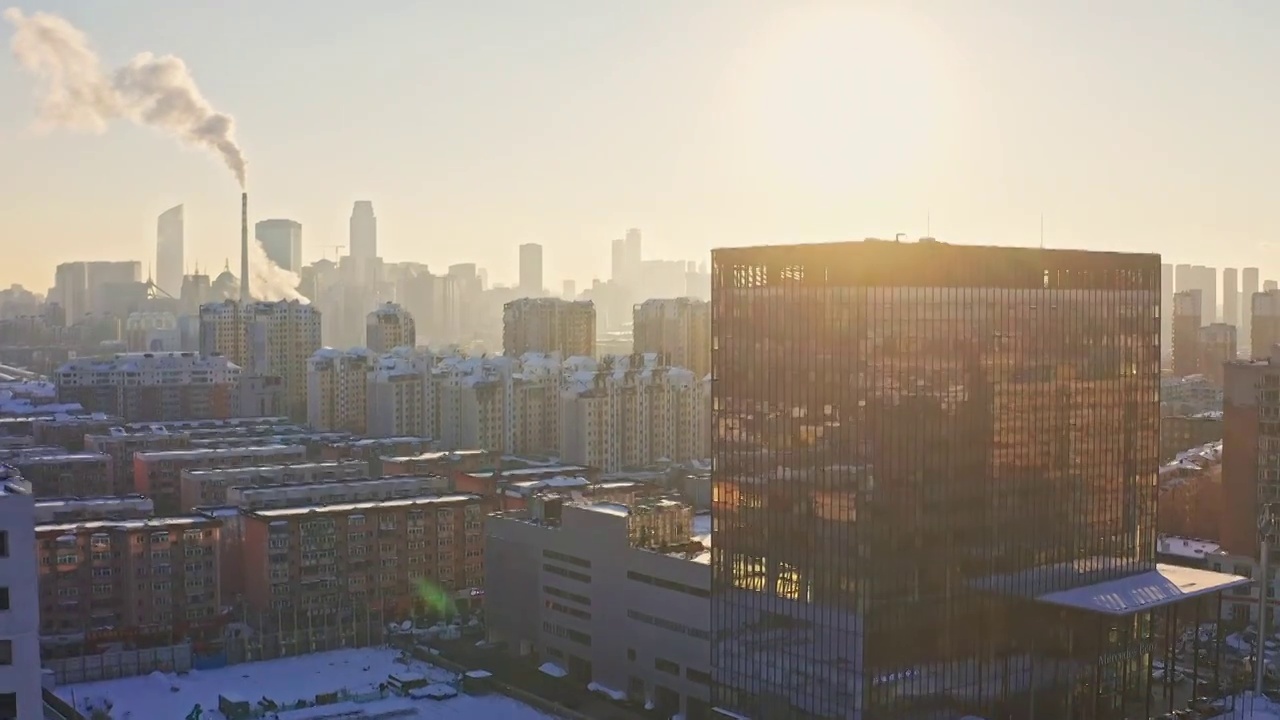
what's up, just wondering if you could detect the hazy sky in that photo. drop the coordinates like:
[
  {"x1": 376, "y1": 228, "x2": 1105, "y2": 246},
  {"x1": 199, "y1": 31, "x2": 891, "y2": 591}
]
[{"x1": 2, "y1": 0, "x2": 1279, "y2": 293}]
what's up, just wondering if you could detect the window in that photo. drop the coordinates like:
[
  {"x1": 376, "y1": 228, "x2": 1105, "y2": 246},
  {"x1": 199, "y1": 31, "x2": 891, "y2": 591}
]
[
  {"x1": 685, "y1": 667, "x2": 712, "y2": 686},
  {"x1": 0, "y1": 692, "x2": 14, "y2": 720},
  {"x1": 0, "y1": 640, "x2": 11, "y2": 665},
  {"x1": 0, "y1": 531, "x2": 7, "y2": 557},
  {"x1": 654, "y1": 657, "x2": 679, "y2": 676},
  {"x1": 0, "y1": 588, "x2": 7, "y2": 611}
]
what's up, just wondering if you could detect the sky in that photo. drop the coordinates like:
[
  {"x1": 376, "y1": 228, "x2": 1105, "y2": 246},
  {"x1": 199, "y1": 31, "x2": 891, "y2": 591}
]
[{"x1": 2, "y1": 0, "x2": 1279, "y2": 294}]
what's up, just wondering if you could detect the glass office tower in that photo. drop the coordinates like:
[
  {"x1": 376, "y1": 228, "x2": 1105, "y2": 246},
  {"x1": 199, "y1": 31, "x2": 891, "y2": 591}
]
[{"x1": 710, "y1": 241, "x2": 1179, "y2": 719}]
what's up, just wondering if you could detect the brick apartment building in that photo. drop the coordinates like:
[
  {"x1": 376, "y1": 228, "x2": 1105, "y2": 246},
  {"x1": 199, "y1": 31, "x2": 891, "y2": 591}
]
[
  {"x1": 13, "y1": 452, "x2": 113, "y2": 498},
  {"x1": 34, "y1": 494, "x2": 154, "y2": 524},
  {"x1": 239, "y1": 493, "x2": 486, "y2": 630},
  {"x1": 85, "y1": 429, "x2": 192, "y2": 495},
  {"x1": 178, "y1": 460, "x2": 369, "y2": 510},
  {"x1": 35, "y1": 515, "x2": 222, "y2": 651},
  {"x1": 319, "y1": 437, "x2": 433, "y2": 477},
  {"x1": 32, "y1": 415, "x2": 124, "y2": 452},
  {"x1": 133, "y1": 445, "x2": 307, "y2": 514}
]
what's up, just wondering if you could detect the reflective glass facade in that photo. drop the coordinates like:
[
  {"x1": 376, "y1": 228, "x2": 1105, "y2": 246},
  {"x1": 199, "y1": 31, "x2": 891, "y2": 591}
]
[{"x1": 710, "y1": 242, "x2": 1162, "y2": 719}]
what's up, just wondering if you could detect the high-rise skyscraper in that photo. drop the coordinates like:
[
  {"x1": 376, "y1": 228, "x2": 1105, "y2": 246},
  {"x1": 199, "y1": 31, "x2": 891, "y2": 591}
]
[
  {"x1": 1173, "y1": 289, "x2": 1204, "y2": 376},
  {"x1": 1223, "y1": 267, "x2": 1239, "y2": 330},
  {"x1": 156, "y1": 205, "x2": 184, "y2": 297},
  {"x1": 1174, "y1": 263, "x2": 1192, "y2": 293},
  {"x1": 255, "y1": 219, "x2": 303, "y2": 274},
  {"x1": 710, "y1": 240, "x2": 1244, "y2": 719},
  {"x1": 1243, "y1": 267, "x2": 1260, "y2": 355},
  {"x1": 519, "y1": 243, "x2": 543, "y2": 297},
  {"x1": 1161, "y1": 263, "x2": 1173, "y2": 366},
  {"x1": 349, "y1": 201, "x2": 377, "y2": 259}
]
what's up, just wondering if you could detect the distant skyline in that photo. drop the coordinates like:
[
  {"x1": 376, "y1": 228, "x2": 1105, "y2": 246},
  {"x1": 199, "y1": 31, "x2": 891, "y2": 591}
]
[{"x1": 3, "y1": 0, "x2": 1280, "y2": 291}]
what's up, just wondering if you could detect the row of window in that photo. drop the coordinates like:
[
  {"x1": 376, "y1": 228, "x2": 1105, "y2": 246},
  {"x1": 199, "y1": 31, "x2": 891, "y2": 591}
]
[{"x1": 626, "y1": 570, "x2": 709, "y2": 599}]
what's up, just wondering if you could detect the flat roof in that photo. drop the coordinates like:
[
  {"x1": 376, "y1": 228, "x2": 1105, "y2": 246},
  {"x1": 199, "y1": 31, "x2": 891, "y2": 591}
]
[
  {"x1": 247, "y1": 493, "x2": 481, "y2": 518},
  {"x1": 135, "y1": 445, "x2": 304, "y2": 460},
  {"x1": 1035, "y1": 564, "x2": 1250, "y2": 615},
  {"x1": 36, "y1": 514, "x2": 219, "y2": 533}
]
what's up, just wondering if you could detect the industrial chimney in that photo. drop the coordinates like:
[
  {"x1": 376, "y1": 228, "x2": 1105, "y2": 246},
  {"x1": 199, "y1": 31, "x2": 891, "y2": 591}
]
[{"x1": 240, "y1": 192, "x2": 250, "y2": 302}]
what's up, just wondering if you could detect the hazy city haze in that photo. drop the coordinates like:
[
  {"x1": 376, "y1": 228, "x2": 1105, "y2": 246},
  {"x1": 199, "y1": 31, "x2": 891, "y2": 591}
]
[{"x1": 3, "y1": 0, "x2": 1280, "y2": 288}]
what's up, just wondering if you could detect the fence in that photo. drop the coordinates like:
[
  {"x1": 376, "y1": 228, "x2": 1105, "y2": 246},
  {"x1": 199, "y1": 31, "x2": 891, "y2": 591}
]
[
  {"x1": 46, "y1": 644, "x2": 193, "y2": 685},
  {"x1": 226, "y1": 623, "x2": 387, "y2": 665}
]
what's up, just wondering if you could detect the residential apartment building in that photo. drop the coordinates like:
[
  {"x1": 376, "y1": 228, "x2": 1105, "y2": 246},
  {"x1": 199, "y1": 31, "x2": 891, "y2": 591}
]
[
  {"x1": 1222, "y1": 347, "x2": 1280, "y2": 556},
  {"x1": 35, "y1": 515, "x2": 221, "y2": 646},
  {"x1": 1197, "y1": 323, "x2": 1237, "y2": 387},
  {"x1": 0, "y1": 467, "x2": 40, "y2": 720},
  {"x1": 179, "y1": 460, "x2": 369, "y2": 510},
  {"x1": 133, "y1": 445, "x2": 307, "y2": 514},
  {"x1": 633, "y1": 298, "x2": 711, "y2": 378},
  {"x1": 224, "y1": 475, "x2": 450, "y2": 510},
  {"x1": 434, "y1": 354, "x2": 515, "y2": 452},
  {"x1": 366, "y1": 302, "x2": 416, "y2": 353},
  {"x1": 319, "y1": 438, "x2": 433, "y2": 478},
  {"x1": 32, "y1": 415, "x2": 124, "y2": 452},
  {"x1": 238, "y1": 493, "x2": 486, "y2": 632},
  {"x1": 55, "y1": 352, "x2": 240, "y2": 421},
  {"x1": 85, "y1": 428, "x2": 192, "y2": 495},
  {"x1": 307, "y1": 348, "x2": 376, "y2": 434},
  {"x1": 199, "y1": 300, "x2": 322, "y2": 420},
  {"x1": 487, "y1": 498, "x2": 711, "y2": 718},
  {"x1": 560, "y1": 354, "x2": 711, "y2": 473},
  {"x1": 12, "y1": 452, "x2": 112, "y2": 498},
  {"x1": 367, "y1": 348, "x2": 434, "y2": 439},
  {"x1": 502, "y1": 298, "x2": 596, "y2": 358},
  {"x1": 34, "y1": 494, "x2": 154, "y2": 524},
  {"x1": 1252, "y1": 288, "x2": 1280, "y2": 360}
]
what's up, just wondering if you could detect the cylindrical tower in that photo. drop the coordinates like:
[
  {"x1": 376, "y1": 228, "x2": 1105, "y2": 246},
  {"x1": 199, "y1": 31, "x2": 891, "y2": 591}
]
[{"x1": 240, "y1": 192, "x2": 250, "y2": 302}]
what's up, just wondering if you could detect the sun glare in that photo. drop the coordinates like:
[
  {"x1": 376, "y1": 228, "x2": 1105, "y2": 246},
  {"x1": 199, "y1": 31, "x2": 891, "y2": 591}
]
[{"x1": 735, "y1": 6, "x2": 944, "y2": 194}]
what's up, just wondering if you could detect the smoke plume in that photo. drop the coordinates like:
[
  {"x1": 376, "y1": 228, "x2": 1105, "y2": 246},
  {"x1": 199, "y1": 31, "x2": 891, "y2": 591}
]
[
  {"x1": 5, "y1": 8, "x2": 247, "y2": 186},
  {"x1": 247, "y1": 238, "x2": 309, "y2": 303}
]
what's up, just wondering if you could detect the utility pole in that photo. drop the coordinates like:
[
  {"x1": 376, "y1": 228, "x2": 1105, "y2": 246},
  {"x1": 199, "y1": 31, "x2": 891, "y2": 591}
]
[{"x1": 1259, "y1": 503, "x2": 1275, "y2": 697}]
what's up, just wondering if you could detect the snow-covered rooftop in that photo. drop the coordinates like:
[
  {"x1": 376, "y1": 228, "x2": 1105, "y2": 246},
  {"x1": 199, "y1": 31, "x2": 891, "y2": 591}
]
[
  {"x1": 57, "y1": 647, "x2": 556, "y2": 720},
  {"x1": 248, "y1": 493, "x2": 481, "y2": 518},
  {"x1": 35, "y1": 514, "x2": 216, "y2": 534}
]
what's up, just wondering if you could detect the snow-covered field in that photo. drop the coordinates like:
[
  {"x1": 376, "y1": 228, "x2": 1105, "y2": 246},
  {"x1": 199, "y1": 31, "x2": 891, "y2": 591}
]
[{"x1": 56, "y1": 647, "x2": 561, "y2": 719}]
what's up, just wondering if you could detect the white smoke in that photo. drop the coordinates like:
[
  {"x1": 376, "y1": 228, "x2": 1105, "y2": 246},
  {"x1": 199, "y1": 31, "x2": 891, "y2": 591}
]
[
  {"x1": 247, "y1": 238, "x2": 308, "y2": 303},
  {"x1": 5, "y1": 8, "x2": 247, "y2": 185},
  {"x1": 6, "y1": 8, "x2": 307, "y2": 302}
]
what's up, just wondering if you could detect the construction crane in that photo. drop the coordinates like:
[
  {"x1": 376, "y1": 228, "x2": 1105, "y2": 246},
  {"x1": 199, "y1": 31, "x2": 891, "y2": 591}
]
[{"x1": 323, "y1": 244, "x2": 346, "y2": 261}]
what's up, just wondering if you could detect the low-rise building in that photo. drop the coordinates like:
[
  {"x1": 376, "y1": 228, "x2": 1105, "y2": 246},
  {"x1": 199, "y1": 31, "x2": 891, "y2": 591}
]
[
  {"x1": 133, "y1": 445, "x2": 307, "y2": 514},
  {"x1": 0, "y1": 466, "x2": 41, "y2": 720},
  {"x1": 1160, "y1": 412, "x2": 1224, "y2": 462},
  {"x1": 55, "y1": 352, "x2": 241, "y2": 421},
  {"x1": 85, "y1": 427, "x2": 192, "y2": 494},
  {"x1": 34, "y1": 494, "x2": 154, "y2": 524},
  {"x1": 223, "y1": 475, "x2": 450, "y2": 510},
  {"x1": 35, "y1": 514, "x2": 222, "y2": 649},
  {"x1": 32, "y1": 413, "x2": 123, "y2": 452},
  {"x1": 12, "y1": 451, "x2": 113, "y2": 498},
  {"x1": 486, "y1": 497, "x2": 711, "y2": 718},
  {"x1": 179, "y1": 460, "x2": 369, "y2": 510},
  {"x1": 238, "y1": 493, "x2": 486, "y2": 639},
  {"x1": 320, "y1": 437, "x2": 432, "y2": 477}
]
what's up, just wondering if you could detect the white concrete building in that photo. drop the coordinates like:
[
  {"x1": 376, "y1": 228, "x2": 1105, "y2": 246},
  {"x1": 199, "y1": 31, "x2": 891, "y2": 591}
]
[
  {"x1": 367, "y1": 348, "x2": 435, "y2": 439},
  {"x1": 0, "y1": 465, "x2": 40, "y2": 720},
  {"x1": 306, "y1": 347, "x2": 377, "y2": 434},
  {"x1": 560, "y1": 354, "x2": 711, "y2": 473}
]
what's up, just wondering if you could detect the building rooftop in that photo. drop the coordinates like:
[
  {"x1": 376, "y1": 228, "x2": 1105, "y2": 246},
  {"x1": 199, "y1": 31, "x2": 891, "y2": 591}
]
[
  {"x1": 182, "y1": 460, "x2": 367, "y2": 477},
  {"x1": 1157, "y1": 535, "x2": 1222, "y2": 560},
  {"x1": 136, "y1": 445, "x2": 305, "y2": 461},
  {"x1": 247, "y1": 493, "x2": 482, "y2": 518},
  {"x1": 13, "y1": 452, "x2": 108, "y2": 464},
  {"x1": 35, "y1": 514, "x2": 218, "y2": 534},
  {"x1": 0, "y1": 464, "x2": 31, "y2": 496},
  {"x1": 229, "y1": 474, "x2": 445, "y2": 494}
]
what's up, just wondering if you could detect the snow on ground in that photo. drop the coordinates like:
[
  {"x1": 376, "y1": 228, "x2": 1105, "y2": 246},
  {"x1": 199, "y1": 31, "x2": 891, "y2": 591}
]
[{"x1": 56, "y1": 647, "x2": 561, "y2": 719}]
